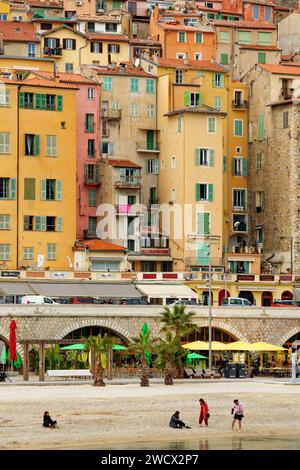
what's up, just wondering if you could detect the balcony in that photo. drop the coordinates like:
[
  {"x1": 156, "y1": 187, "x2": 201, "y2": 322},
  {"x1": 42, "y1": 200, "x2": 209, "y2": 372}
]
[
  {"x1": 232, "y1": 222, "x2": 247, "y2": 232},
  {"x1": 84, "y1": 174, "x2": 100, "y2": 185},
  {"x1": 43, "y1": 47, "x2": 62, "y2": 57},
  {"x1": 101, "y1": 109, "x2": 121, "y2": 120},
  {"x1": 232, "y1": 203, "x2": 247, "y2": 212},
  {"x1": 140, "y1": 247, "x2": 170, "y2": 255},
  {"x1": 114, "y1": 176, "x2": 141, "y2": 189},
  {"x1": 136, "y1": 142, "x2": 160, "y2": 153},
  {"x1": 232, "y1": 100, "x2": 247, "y2": 109},
  {"x1": 281, "y1": 88, "x2": 294, "y2": 100}
]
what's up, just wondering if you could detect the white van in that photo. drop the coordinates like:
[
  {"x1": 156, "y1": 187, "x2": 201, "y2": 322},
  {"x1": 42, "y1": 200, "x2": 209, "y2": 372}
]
[
  {"x1": 221, "y1": 297, "x2": 253, "y2": 307},
  {"x1": 21, "y1": 295, "x2": 58, "y2": 305}
]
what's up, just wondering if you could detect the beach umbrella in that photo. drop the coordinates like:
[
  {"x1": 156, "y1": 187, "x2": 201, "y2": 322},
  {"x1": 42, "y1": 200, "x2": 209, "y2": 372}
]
[
  {"x1": 141, "y1": 322, "x2": 151, "y2": 364},
  {"x1": 249, "y1": 342, "x2": 286, "y2": 352},
  {"x1": 187, "y1": 352, "x2": 208, "y2": 360},
  {"x1": 113, "y1": 344, "x2": 128, "y2": 351},
  {"x1": 61, "y1": 343, "x2": 85, "y2": 351},
  {"x1": 222, "y1": 341, "x2": 253, "y2": 351},
  {"x1": 0, "y1": 344, "x2": 6, "y2": 364},
  {"x1": 182, "y1": 341, "x2": 208, "y2": 350},
  {"x1": 9, "y1": 320, "x2": 17, "y2": 362}
]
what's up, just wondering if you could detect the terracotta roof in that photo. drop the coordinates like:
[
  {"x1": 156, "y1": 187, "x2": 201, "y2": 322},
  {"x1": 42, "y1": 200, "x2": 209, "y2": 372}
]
[
  {"x1": 281, "y1": 54, "x2": 295, "y2": 61},
  {"x1": 274, "y1": 5, "x2": 291, "y2": 11},
  {"x1": 150, "y1": 57, "x2": 227, "y2": 72},
  {"x1": 35, "y1": 70, "x2": 99, "y2": 85},
  {"x1": 39, "y1": 24, "x2": 88, "y2": 38},
  {"x1": 87, "y1": 33, "x2": 129, "y2": 42},
  {"x1": 78, "y1": 239, "x2": 126, "y2": 252},
  {"x1": 243, "y1": 0, "x2": 275, "y2": 5},
  {"x1": 90, "y1": 65, "x2": 154, "y2": 78},
  {"x1": 260, "y1": 64, "x2": 300, "y2": 75},
  {"x1": 27, "y1": 0, "x2": 63, "y2": 7},
  {"x1": 212, "y1": 20, "x2": 276, "y2": 29},
  {"x1": 108, "y1": 159, "x2": 141, "y2": 169},
  {"x1": 129, "y1": 38, "x2": 162, "y2": 46},
  {"x1": 158, "y1": 23, "x2": 214, "y2": 33},
  {"x1": 164, "y1": 104, "x2": 226, "y2": 117},
  {"x1": 0, "y1": 76, "x2": 78, "y2": 89},
  {"x1": 0, "y1": 21, "x2": 39, "y2": 43},
  {"x1": 240, "y1": 44, "x2": 280, "y2": 51}
]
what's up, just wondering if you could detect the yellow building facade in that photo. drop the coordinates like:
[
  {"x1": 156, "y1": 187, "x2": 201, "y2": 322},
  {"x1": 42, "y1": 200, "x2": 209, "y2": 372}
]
[{"x1": 0, "y1": 70, "x2": 77, "y2": 270}]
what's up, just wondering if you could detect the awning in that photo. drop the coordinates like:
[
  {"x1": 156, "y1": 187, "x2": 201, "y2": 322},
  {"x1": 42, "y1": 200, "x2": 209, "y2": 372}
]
[
  {"x1": 136, "y1": 283, "x2": 198, "y2": 299},
  {"x1": 0, "y1": 282, "x2": 34, "y2": 295},
  {"x1": 30, "y1": 282, "x2": 142, "y2": 299},
  {"x1": 128, "y1": 255, "x2": 173, "y2": 261}
]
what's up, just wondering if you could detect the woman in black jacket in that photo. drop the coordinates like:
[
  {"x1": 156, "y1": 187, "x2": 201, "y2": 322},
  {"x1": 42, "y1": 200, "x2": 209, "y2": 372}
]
[{"x1": 43, "y1": 411, "x2": 58, "y2": 429}]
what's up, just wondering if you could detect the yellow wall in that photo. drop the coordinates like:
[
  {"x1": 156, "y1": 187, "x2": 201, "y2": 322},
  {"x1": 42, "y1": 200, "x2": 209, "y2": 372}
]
[
  {"x1": 0, "y1": 1, "x2": 10, "y2": 14},
  {"x1": 0, "y1": 56, "x2": 54, "y2": 72}
]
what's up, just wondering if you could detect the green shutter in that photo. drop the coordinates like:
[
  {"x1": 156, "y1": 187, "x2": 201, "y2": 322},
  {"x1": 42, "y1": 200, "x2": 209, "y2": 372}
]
[
  {"x1": 10, "y1": 178, "x2": 16, "y2": 199},
  {"x1": 258, "y1": 115, "x2": 265, "y2": 140},
  {"x1": 35, "y1": 216, "x2": 41, "y2": 231},
  {"x1": 41, "y1": 179, "x2": 46, "y2": 200},
  {"x1": 208, "y1": 184, "x2": 213, "y2": 201},
  {"x1": 34, "y1": 135, "x2": 40, "y2": 156},
  {"x1": 209, "y1": 149, "x2": 215, "y2": 166},
  {"x1": 243, "y1": 158, "x2": 248, "y2": 176},
  {"x1": 41, "y1": 216, "x2": 46, "y2": 231},
  {"x1": 195, "y1": 148, "x2": 201, "y2": 166},
  {"x1": 220, "y1": 53, "x2": 228, "y2": 65},
  {"x1": 220, "y1": 74, "x2": 225, "y2": 88},
  {"x1": 57, "y1": 95, "x2": 63, "y2": 111},
  {"x1": 204, "y1": 213, "x2": 209, "y2": 235},
  {"x1": 184, "y1": 91, "x2": 190, "y2": 107},
  {"x1": 57, "y1": 216, "x2": 62, "y2": 231},
  {"x1": 35, "y1": 94, "x2": 41, "y2": 109},
  {"x1": 258, "y1": 52, "x2": 266, "y2": 64},
  {"x1": 19, "y1": 92, "x2": 25, "y2": 108},
  {"x1": 198, "y1": 92, "x2": 203, "y2": 105},
  {"x1": 41, "y1": 94, "x2": 46, "y2": 110},
  {"x1": 238, "y1": 31, "x2": 252, "y2": 44},
  {"x1": 56, "y1": 179, "x2": 62, "y2": 200},
  {"x1": 196, "y1": 183, "x2": 201, "y2": 201},
  {"x1": 212, "y1": 74, "x2": 216, "y2": 87}
]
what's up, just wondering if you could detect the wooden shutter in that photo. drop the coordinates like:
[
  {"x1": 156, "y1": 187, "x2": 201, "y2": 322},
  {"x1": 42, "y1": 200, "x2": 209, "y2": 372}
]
[
  {"x1": 35, "y1": 94, "x2": 41, "y2": 109},
  {"x1": 208, "y1": 184, "x2": 213, "y2": 201},
  {"x1": 41, "y1": 216, "x2": 46, "y2": 231},
  {"x1": 10, "y1": 178, "x2": 16, "y2": 199},
  {"x1": 209, "y1": 149, "x2": 215, "y2": 166},
  {"x1": 41, "y1": 179, "x2": 46, "y2": 200},
  {"x1": 57, "y1": 216, "x2": 62, "y2": 231},
  {"x1": 24, "y1": 178, "x2": 35, "y2": 200},
  {"x1": 212, "y1": 74, "x2": 216, "y2": 87},
  {"x1": 34, "y1": 135, "x2": 40, "y2": 156},
  {"x1": 198, "y1": 92, "x2": 203, "y2": 106},
  {"x1": 195, "y1": 148, "x2": 201, "y2": 166},
  {"x1": 220, "y1": 74, "x2": 225, "y2": 87},
  {"x1": 56, "y1": 38, "x2": 60, "y2": 48},
  {"x1": 154, "y1": 159, "x2": 159, "y2": 174},
  {"x1": 196, "y1": 183, "x2": 201, "y2": 201},
  {"x1": 204, "y1": 213, "x2": 209, "y2": 235},
  {"x1": 19, "y1": 92, "x2": 25, "y2": 108},
  {"x1": 243, "y1": 158, "x2": 248, "y2": 176},
  {"x1": 63, "y1": 39, "x2": 67, "y2": 49},
  {"x1": 72, "y1": 39, "x2": 76, "y2": 50},
  {"x1": 41, "y1": 94, "x2": 46, "y2": 110},
  {"x1": 57, "y1": 95, "x2": 63, "y2": 111},
  {"x1": 56, "y1": 179, "x2": 62, "y2": 200},
  {"x1": 184, "y1": 91, "x2": 190, "y2": 106},
  {"x1": 35, "y1": 216, "x2": 41, "y2": 231}
]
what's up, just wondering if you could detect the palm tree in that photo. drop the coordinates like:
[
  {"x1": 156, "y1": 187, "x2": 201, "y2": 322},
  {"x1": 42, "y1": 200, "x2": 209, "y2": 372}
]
[
  {"x1": 155, "y1": 331, "x2": 188, "y2": 385},
  {"x1": 85, "y1": 333, "x2": 116, "y2": 386},
  {"x1": 128, "y1": 330, "x2": 155, "y2": 387}
]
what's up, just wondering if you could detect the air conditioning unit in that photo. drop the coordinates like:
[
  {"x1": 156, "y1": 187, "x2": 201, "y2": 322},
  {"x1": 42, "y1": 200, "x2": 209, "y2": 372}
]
[{"x1": 76, "y1": 1, "x2": 83, "y2": 5}]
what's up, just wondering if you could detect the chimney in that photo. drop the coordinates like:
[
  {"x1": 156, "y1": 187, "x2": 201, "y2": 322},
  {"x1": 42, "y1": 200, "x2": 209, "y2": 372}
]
[{"x1": 54, "y1": 63, "x2": 59, "y2": 79}]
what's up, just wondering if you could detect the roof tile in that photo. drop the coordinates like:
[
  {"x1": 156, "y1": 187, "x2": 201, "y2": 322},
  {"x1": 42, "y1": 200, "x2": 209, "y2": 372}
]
[{"x1": 0, "y1": 21, "x2": 39, "y2": 42}]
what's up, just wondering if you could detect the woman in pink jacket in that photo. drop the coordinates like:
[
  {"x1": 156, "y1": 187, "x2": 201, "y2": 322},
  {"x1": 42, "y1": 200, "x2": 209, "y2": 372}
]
[{"x1": 199, "y1": 398, "x2": 209, "y2": 427}]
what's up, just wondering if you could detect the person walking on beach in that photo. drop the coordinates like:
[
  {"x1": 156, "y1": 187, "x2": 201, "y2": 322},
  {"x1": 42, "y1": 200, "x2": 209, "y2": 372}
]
[
  {"x1": 231, "y1": 399, "x2": 244, "y2": 432},
  {"x1": 199, "y1": 398, "x2": 209, "y2": 427},
  {"x1": 43, "y1": 411, "x2": 58, "y2": 429},
  {"x1": 169, "y1": 411, "x2": 191, "y2": 429}
]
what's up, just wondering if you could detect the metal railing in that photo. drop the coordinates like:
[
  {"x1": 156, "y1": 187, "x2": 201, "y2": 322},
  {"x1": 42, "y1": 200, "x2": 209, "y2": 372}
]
[{"x1": 136, "y1": 142, "x2": 160, "y2": 152}]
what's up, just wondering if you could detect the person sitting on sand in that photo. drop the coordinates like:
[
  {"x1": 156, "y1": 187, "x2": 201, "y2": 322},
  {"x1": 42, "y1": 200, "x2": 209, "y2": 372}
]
[
  {"x1": 169, "y1": 411, "x2": 191, "y2": 429},
  {"x1": 43, "y1": 411, "x2": 58, "y2": 429}
]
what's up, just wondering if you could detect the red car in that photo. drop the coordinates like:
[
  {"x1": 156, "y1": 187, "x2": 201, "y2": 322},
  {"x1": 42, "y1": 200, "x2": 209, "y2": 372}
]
[{"x1": 271, "y1": 300, "x2": 300, "y2": 307}]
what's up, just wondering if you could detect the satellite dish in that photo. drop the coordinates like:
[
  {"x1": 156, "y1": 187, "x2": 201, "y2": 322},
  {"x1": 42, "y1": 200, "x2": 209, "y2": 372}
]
[{"x1": 134, "y1": 57, "x2": 140, "y2": 67}]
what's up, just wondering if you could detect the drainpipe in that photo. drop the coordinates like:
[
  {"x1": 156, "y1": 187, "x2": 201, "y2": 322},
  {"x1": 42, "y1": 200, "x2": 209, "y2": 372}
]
[
  {"x1": 16, "y1": 85, "x2": 21, "y2": 269},
  {"x1": 79, "y1": 39, "x2": 89, "y2": 67}
]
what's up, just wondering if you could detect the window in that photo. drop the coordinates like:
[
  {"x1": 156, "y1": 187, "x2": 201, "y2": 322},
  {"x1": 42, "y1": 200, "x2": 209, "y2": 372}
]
[
  {"x1": 128, "y1": 195, "x2": 136, "y2": 205},
  {"x1": 47, "y1": 243, "x2": 56, "y2": 260},
  {"x1": 265, "y1": 6, "x2": 271, "y2": 21},
  {"x1": 237, "y1": 31, "x2": 252, "y2": 44},
  {"x1": 101, "y1": 142, "x2": 113, "y2": 155},
  {"x1": 0, "y1": 133, "x2": 10, "y2": 154},
  {"x1": 0, "y1": 215, "x2": 10, "y2": 230},
  {"x1": 41, "y1": 23, "x2": 53, "y2": 30},
  {"x1": 191, "y1": 92, "x2": 200, "y2": 107},
  {"x1": 177, "y1": 115, "x2": 182, "y2": 133},
  {"x1": 130, "y1": 103, "x2": 139, "y2": 116},
  {"x1": 41, "y1": 179, "x2": 62, "y2": 201},
  {"x1": 0, "y1": 14, "x2": 7, "y2": 20},
  {"x1": 196, "y1": 212, "x2": 210, "y2": 235},
  {"x1": 178, "y1": 31, "x2": 186, "y2": 43},
  {"x1": 253, "y1": 4, "x2": 259, "y2": 20},
  {"x1": 46, "y1": 216, "x2": 56, "y2": 232},
  {"x1": 112, "y1": 0, "x2": 121, "y2": 9},
  {"x1": 88, "y1": 88, "x2": 95, "y2": 100},
  {"x1": 128, "y1": 1, "x2": 137, "y2": 14},
  {"x1": 234, "y1": 120, "x2": 243, "y2": 136},
  {"x1": 196, "y1": 183, "x2": 213, "y2": 201},
  {"x1": 258, "y1": 32, "x2": 271, "y2": 45},
  {"x1": 147, "y1": 159, "x2": 159, "y2": 174},
  {"x1": 146, "y1": 104, "x2": 155, "y2": 118},
  {"x1": 176, "y1": 53, "x2": 186, "y2": 59},
  {"x1": 91, "y1": 42, "x2": 103, "y2": 53},
  {"x1": 46, "y1": 135, "x2": 57, "y2": 157},
  {"x1": 108, "y1": 44, "x2": 120, "y2": 53},
  {"x1": 24, "y1": 178, "x2": 35, "y2": 200},
  {"x1": 88, "y1": 22, "x2": 95, "y2": 32},
  {"x1": 256, "y1": 228, "x2": 264, "y2": 245},
  {"x1": 63, "y1": 39, "x2": 76, "y2": 50},
  {"x1": 258, "y1": 52, "x2": 266, "y2": 64},
  {"x1": 195, "y1": 148, "x2": 214, "y2": 167},
  {"x1": 194, "y1": 53, "x2": 202, "y2": 60},
  {"x1": 88, "y1": 139, "x2": 95, "y2": 157},
  {"x1": 28, "y1": 43, "x2": 36, "y2": 58},
  {"x1": 65, "y1": 63, "x2": 73, "y2": 72},
  {"x1": 232, "y1": 158, "x2": 247, "y2": 176},
  {"x1": 255, "y1": 191, "x2": 264, "y2": 211},
  {"x1": 257, "y1": 114, "x2": 265, "y2": 140},
  {"x1": 45, "y1": 94, "x2": 56, "y2": 111},
  {"x1": 146, "y1": 79, "x2": 154, "y2": 93},
  {"x1": 171, "y1": 156, "x2": 176, "y2": 169},
  {"x1": 88, "y1": 189, "x2": 97, "y2": 207},
  {"x1": 184, "y1": 91, "x2": 202, "y2": 107},
  {"x1": 24, "y1": 92, "x2": 34, "y2": 109},
  {"x1": 223, "y1": 155, "x2": 227, "y2": 173},
  {"x1": 0, "y1": 244, "x2": 10, "y2": 260},
  {"x1": 195, "y1": 32, "x2": 203, "y2": 44},
  {"x1": 0, "y1": 178, "x2": 15, "y2": 199},
  {"x1": 214, "y1": 96, "x2": 221, "y2": 111},
  {"x1": 0, "y1": 89, "x2": 10, "y2": 107},
  {"x1": 233, "y1": 189, "x2": 247, "y2": 209},
  {"x1": 23, "y1": 215, "x2": 34, "y2": 231},
  {"x1": 220, "y1": 53, "x2": 228, "y2": 65},
  {"x1": 283, "y1": 111, "x2": 289, "y2": 128},
  {"x1": 175, "y1": 69, "x2": 183, "y2": 84},
  {"x1": 256, "y1": 153, "x2": 264, "y2": 170},
  {"x1": 112, "y1": 100, "x2": 120, "y2": 109},
  {"x1": 88, "y1": 217, "x2": 97, "y2": 235},
  {"x1": 25, "y1": 134, "x2": 40, "y2": 156},
  {"x1": 130, "y1": 78, "x2": 139, "y2": 92},
  {"x1": 212, "y1": 73, "x2": 224, "y2": 88},
  {"x1": 85, "y1": 114, "x2": 94, "y2": 132},
  {"x1": 105, "y1": 22, "x2": 118, "y2": 32},
  {"x1": 46, "y1": 179, "x2": 55, "y2": 200},
  {"x1": 23, "y1": 247, "x2": 34, "y2": 260},
  {"x1": 103, "y1": 77, "x2": 112, "y2": 91},
  {"x1": 219, "y1": 31, "x2": 229, "y2": 43},
  {"x1": 208, "y1": 117, "x2": 216, "y2": 134}
]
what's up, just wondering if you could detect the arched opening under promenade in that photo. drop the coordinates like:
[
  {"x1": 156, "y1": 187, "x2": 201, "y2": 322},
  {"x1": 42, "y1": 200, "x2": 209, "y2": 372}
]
[{"x1": 183, "y1": 327, "x2": 237, "y2": 344}]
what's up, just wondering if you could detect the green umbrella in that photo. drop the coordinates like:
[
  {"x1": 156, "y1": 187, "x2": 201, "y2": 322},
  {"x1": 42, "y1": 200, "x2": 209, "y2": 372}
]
[
  {"x1": 0, "y1": 344, "x2": 6, "y2": 364},
  {"x1": 13, "y1": 352, "x2": 22, "y2": 369},
  {"x1": 113, "y1": 344, "x2": 128, "y2": 351},
  {"x1": 141, "y1": 322, "x2": 151, "y2": 364},
  {"x1": 187, "y1": 352, "x2": 208, "y2": 360},
  {"x1": 61, "y1": 343, "x2": 86, "y2": 351}
]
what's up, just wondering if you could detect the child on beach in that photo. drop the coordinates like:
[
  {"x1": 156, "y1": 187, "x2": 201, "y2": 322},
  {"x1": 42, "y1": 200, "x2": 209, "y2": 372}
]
[
  {"x1": 43, "y1": 411, "x2": 58, "y2": 429},
  {"x1": 231, "y1": 399, "x2": 244, "y2": 432},
  {"x1": 169, "y1": 411, "x2": 191, "y2": 429},
  {"x1": 199, "y1": 398, "x2": 210, "y2": 427}
]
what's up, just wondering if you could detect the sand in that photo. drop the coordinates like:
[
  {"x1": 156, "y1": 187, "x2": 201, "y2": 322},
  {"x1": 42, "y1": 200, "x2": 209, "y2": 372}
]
[{"x1": 0, "y1": 379, "x2": 300, "y2": 449}]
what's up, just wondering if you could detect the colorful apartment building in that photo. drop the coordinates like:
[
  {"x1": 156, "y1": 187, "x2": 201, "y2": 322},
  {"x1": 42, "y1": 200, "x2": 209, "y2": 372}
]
[
  {"x1": 0, "y1": 21, "x2": 40, "y2": 58},
  {"x1": 0, "y1": 68, "x2": 77, "y2": 270}
]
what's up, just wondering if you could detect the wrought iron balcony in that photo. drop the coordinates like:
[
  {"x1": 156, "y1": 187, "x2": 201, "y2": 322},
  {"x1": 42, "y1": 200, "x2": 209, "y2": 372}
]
[{"x1": 136, "y1": 142, "x2": 160, "y2": 152}]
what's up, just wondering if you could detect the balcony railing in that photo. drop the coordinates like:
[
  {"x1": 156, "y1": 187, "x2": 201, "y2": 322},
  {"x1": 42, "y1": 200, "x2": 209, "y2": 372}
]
[
  {"x1": 84, "y1": 174, "x2": 100, "y2": 185},
  {"x1": 43, "y1": 47, "x2": 63, "y2": 57},
  {"x1": 232, "y1": 203, "x2": 247, "y2": 212},
  {"x1": 136, "y1": 142, "x2": 160, "y2": 152},
  {"x1": 114, "y1": 176, "x2": 141, "y2": 188},
  {"x1": 101, "y1": 109, "x2": 121, "y2": 120},
  {"x1": 232, "y1": 222, "x2": 247, "y2": 232},
  {"x1": 232, "y1": 99, "x2": 247, "y2": 109}
]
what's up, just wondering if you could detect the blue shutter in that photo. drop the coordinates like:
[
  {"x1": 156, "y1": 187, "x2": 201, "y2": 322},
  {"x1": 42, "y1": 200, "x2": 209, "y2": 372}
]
[
  {"x1": 208, "y1": 184, "x2": 213, "y2": 201},
  {"x1": 56, "y1": 179, "x2": 62, "y2": 200},
  {"x1": 41, "y1": 179, "x2": 46, "y2": 200},
  {"x1": 34, "y1": 135, "x2": 40, "y2": 156},
  {"x1": 35, "y1": 216, "x2": 41, "y2": 231},
  {"x1": 57, "y1": 95, "x2": 63, "y2": 111},
  {"x1": 10, "y1": 178, "x2": 16, "y2": 199}
]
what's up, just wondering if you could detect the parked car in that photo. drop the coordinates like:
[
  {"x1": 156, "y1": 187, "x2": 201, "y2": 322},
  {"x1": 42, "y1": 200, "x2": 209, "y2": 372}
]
[
  {"x1": 69, "y1": 297, "x2": 101, "y2": 304},
  {"x1": 21, "y1": 295, "x2": 58, "y2": 305},
  {"x1": 271, "y1": 300, "x2": 300, "y2": 307},
  {"x1": 119, "y1": 298, "x2": 150, "y2": 305},
  {"x1": 221, "y1": 297, "x2": 254, "y2": 307},
  {"x1": 167, "y1": 299, "x2": 200, "y2": 307}
]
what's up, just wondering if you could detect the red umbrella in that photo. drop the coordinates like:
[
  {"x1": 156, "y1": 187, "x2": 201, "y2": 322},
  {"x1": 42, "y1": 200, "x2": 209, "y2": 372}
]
[{"x1": 9, "y1": 320, "x2": 17, "y2": 362}]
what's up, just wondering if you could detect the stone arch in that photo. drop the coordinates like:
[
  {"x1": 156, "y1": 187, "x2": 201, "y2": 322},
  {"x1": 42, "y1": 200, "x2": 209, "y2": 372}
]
[
  {"x1": 194, "y1": 319, "x2": 248, "y2": 342},
  {"x1": 278, "y1": 326, "x2": 300, "y2": 346},
  {"x1": 53, "y1": 319, "x2": 132, "y2": 343}
]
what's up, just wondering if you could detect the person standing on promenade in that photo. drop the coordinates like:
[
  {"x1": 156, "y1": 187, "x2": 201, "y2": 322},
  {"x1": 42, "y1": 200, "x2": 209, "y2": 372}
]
[
  {"x1": 199, "y1": 398, "x2": 209, "y2": 427},
  {"x1": 231, "y1": 399, "x2": 244, "y2": 432}
]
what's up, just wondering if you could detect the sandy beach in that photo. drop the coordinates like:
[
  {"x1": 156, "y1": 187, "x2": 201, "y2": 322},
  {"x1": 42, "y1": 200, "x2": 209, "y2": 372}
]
[{"x1": 0, "y1": 379, "x2": 300, "y2": 450}]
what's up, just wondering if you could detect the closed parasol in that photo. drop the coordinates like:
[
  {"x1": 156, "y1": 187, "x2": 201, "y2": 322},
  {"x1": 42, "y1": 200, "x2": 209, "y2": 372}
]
[{"x1": 9, "y1": 320, "x2": 17, "y2": 362}]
